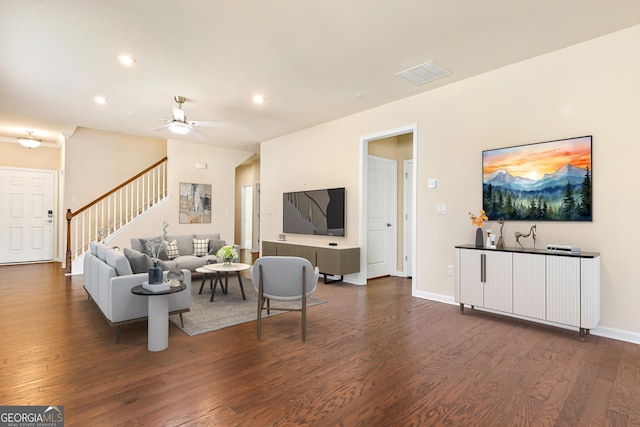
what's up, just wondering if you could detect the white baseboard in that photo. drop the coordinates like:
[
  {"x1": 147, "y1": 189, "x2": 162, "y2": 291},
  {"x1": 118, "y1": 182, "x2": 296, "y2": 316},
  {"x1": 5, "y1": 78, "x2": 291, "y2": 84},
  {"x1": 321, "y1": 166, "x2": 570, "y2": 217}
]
[{"x1": 412, "y1": 291, "x2": 640, "y2": 345}]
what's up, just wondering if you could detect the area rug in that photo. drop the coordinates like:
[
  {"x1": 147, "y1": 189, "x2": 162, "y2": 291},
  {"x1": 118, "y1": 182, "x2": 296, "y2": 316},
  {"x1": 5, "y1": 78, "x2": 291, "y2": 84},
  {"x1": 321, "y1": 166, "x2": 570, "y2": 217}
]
[{"x1": 170, "y1": 275, "x2": 326, "y2": 336}]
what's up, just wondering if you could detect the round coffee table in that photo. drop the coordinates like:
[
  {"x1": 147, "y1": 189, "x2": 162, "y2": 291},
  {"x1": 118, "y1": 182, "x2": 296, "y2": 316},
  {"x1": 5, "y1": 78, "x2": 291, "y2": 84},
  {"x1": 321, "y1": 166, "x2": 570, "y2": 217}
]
[{"x1": 201, "y1": 263, "x2": 250, "y2": 302}]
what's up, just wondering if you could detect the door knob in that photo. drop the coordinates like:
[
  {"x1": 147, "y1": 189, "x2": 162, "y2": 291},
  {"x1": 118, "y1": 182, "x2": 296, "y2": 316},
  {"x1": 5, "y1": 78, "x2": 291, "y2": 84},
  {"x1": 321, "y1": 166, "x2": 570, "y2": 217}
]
[{"x1": 387, "y1": 223, "x2": 392, "y2": 227}]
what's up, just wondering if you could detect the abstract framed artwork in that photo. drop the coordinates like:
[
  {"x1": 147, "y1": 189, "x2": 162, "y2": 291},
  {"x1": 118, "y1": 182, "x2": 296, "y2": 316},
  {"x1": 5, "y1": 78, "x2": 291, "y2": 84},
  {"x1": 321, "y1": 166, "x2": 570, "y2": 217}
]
[
  {"x1": 179, "y1": 182, "x2": 212, "y2": 223},
  {"x1": 482, "y1": 135, "x2": 592, "y2": 221}
]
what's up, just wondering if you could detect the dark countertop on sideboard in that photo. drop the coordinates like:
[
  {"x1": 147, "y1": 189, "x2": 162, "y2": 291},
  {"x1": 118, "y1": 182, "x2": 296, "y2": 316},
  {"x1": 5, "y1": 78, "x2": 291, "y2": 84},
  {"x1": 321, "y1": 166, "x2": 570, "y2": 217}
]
[{"x1": 455, "y1": 244, "x2": 599, "y2": 258}]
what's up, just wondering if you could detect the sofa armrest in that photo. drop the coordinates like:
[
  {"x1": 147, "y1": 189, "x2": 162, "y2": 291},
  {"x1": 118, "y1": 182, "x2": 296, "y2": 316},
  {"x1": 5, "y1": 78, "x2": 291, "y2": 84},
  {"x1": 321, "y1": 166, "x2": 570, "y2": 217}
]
[{"x1": 108, "y1": 273, "x2": 149, "y2": 323}]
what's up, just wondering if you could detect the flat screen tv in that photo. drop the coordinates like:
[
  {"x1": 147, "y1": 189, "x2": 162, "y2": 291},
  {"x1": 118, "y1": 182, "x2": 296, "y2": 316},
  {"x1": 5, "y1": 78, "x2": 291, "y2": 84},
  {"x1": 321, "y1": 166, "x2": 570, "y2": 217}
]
[
  {"x1": 482, "y1": 135, "x2": 592, "y2": 221},
  {"x1": 283, "y1": 187, "x2": 345, "y2": 236}
]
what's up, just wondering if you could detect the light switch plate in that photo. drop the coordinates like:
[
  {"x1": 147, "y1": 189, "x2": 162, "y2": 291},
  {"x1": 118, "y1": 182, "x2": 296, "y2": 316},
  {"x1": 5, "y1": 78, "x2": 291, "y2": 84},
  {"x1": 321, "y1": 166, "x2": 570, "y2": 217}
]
[{"x1": 437, "y1": 203, "x2": 448, "y2": 214}]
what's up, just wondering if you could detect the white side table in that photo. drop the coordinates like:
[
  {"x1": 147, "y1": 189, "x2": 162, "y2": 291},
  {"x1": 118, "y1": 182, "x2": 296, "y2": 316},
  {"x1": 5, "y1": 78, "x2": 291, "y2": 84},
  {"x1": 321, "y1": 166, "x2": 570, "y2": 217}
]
[{"x1": 131, "y1": 283, "x2": 186, "y2": 351}]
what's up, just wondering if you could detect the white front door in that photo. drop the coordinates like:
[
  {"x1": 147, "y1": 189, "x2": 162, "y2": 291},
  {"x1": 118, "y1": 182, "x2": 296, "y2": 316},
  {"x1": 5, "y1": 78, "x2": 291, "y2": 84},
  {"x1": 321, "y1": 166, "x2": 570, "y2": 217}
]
[
  {"x1": 367, "y1": 155, "x2": 397, "y2": 278},
  {"x1": 0, "y1": 168, "x2": 56, "y2": 263}
]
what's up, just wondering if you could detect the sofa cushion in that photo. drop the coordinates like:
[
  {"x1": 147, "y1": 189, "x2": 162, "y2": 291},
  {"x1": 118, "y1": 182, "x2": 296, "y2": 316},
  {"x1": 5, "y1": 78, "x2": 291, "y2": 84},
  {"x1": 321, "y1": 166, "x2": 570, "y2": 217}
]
[
  {"x1": 96, "y1": 242, "x2": 108, "y2": 260},
  {"x1": 104, "y1": 248, "x2": 133, "y2": 276},
  {"x1": 166, "y1": 234, "x2": 194, "y2": 256},
  {"x1": 173, "y1": 255, "x2": 217, "y2": 271},
  {"x1": 193, "y1": 238, "x2": 209, "y2": 256},
  {"x1": 164, "y1": 240, "x2": 180, "y2": 260},
  {"x1": 208, "y1": 239, "x2": 227, "y2": 255},
  {"x1": 124, "y1": 248, "x2": 152, "y2": 274},
  {"x1": 89, "y1": 241, "x2": 99, "y2": 256}
]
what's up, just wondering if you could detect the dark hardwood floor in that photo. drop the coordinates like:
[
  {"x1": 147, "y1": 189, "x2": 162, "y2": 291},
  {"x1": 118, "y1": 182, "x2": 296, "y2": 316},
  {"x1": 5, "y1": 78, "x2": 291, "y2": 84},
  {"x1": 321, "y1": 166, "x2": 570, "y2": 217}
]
[{"x1": 1, "y1": 263, "x2": 639, "y2": 426}]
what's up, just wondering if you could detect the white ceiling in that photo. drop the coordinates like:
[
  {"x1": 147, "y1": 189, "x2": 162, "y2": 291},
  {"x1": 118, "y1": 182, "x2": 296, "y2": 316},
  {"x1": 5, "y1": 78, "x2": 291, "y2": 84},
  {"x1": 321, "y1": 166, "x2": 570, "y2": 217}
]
[{"x1": 2, "y1": 1, "x2": 640, "y2": 152}]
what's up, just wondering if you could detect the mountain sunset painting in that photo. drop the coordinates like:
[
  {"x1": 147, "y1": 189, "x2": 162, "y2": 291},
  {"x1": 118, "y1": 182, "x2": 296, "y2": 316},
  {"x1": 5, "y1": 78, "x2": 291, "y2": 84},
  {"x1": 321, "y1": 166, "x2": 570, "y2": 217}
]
[{"x1": 482, "y1": 136, "x2": 592, "y2": 221}]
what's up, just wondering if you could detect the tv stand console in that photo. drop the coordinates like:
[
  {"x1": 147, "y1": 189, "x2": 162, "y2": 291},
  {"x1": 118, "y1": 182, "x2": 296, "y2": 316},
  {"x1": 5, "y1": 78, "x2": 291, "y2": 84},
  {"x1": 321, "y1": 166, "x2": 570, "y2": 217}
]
[{"x1": 262, "y1": 241, "x2": 360, "y2": 283}]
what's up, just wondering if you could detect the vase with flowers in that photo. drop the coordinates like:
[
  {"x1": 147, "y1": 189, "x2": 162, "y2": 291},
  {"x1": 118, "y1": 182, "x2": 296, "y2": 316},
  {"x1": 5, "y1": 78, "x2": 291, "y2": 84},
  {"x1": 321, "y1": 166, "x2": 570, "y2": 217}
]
[
  {"x1": 217, "y1": 245, "x2": 238, "y2": 266},
  {"x1": 468, "y1": 210, "x2": 489, "y2": 248}
]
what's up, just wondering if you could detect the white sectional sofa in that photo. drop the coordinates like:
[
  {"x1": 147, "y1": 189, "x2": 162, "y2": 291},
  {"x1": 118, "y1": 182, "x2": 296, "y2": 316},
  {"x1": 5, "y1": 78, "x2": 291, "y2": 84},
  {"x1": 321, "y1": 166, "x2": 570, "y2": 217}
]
[{"x1": 83, "y1": 241, "x2": 191, "y2": 343}]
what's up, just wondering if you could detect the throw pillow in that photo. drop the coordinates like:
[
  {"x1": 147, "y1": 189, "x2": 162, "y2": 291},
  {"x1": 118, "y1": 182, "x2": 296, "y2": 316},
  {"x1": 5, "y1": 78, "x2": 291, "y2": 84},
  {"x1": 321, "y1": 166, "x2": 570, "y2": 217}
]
[
  {"x1": 193, "y1": 238, "x2": 209, "y2": 257},
  {"x1": 139, "y1": 237, "x2": 168, "y2": 260},
  {"x1": 164, "y1": 240, "x2": 180, "y2": 260},
  {"x1": 124, "y1": 248, "x2": 152, "y2": 274},
  {"x1": 208, "y1": 239, "x2": 227, "y2": 255}
]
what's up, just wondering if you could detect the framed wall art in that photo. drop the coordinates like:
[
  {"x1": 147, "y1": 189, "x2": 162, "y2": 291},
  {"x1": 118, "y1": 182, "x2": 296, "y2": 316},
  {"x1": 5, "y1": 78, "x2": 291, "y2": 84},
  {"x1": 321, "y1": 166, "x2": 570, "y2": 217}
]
[
  {"x1": 179, "y1": 182, "x2": 212, "y2": 223},
  {"x1": 482, "y1": 135, "x2": 592, "y2": 221}
]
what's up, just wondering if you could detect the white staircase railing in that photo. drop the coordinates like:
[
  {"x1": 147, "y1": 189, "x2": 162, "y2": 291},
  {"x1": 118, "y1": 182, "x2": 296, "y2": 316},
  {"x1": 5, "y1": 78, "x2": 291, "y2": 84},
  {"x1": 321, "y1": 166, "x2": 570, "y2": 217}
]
[{"x1": 65, "y1": 157, "x2": 168, "y2": 274}]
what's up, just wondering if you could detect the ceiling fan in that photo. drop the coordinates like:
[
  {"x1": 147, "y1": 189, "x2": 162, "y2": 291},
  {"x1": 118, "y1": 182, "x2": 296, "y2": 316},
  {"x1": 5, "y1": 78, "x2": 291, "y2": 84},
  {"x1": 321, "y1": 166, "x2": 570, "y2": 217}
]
[{"x1": 150, "y1": 96, "x2": 224, "y2": 138}]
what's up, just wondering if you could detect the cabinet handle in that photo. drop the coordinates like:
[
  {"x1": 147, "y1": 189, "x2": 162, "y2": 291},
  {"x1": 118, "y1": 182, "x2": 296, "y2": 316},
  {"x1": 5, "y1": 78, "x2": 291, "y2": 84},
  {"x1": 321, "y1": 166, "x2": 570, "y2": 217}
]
[{"x1": 481, "y1": 253, "x2": 486, "y2": 283}]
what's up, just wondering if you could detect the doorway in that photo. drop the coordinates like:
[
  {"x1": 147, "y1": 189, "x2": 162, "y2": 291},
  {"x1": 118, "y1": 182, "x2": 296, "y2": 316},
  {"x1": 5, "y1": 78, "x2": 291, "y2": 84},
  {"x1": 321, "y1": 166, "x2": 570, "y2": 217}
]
[
  {"x1": 360, "y1": 126, "x2": 417, "y2": 288},
  {"x1": 241, "y1": 184, "x2": 253, "y2": 250},
  {"x1": 0, "y1": 167, "x2": 56, "y2": 263}
]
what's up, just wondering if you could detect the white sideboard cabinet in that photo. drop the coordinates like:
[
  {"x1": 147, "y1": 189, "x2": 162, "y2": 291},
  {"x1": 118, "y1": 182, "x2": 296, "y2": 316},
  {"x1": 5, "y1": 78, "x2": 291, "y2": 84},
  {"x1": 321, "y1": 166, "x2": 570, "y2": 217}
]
[{"x1": 455, "y1": 245, "x2": 600, "y2": 338}]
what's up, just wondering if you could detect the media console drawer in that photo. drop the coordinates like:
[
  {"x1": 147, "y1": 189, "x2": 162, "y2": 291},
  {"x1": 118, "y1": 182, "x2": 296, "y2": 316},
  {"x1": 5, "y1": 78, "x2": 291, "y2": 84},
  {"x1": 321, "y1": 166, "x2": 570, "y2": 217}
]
[{"x1": 262, "y1": 241, "x2": 360, "y2": 282}]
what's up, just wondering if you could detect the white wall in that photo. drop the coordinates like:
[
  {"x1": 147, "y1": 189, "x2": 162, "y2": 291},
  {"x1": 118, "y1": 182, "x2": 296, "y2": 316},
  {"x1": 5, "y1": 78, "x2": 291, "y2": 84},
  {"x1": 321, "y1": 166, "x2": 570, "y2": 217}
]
[
  {"x1": 107, "y1": 139, "x2": 254, "y2": 248},
  {"x1": 260, "y1": 25, "x2": 640, "y2": 338}
]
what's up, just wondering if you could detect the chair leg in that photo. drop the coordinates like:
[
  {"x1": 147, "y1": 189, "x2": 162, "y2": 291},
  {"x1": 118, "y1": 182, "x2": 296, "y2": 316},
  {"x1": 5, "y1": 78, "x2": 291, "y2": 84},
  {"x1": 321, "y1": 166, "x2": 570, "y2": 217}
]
[
  {"x1": 179, "y1": 313, "x2": 184, "y2": 327},
  {"x1": 302, "y1": 267, "x2": 307, "y2": 342},
  {"x1": 116, "y1": 325, "x2": 121, "y2": 344},
  {"x1": 257, "y1": 265, "x2": 263, "y2": 339}
]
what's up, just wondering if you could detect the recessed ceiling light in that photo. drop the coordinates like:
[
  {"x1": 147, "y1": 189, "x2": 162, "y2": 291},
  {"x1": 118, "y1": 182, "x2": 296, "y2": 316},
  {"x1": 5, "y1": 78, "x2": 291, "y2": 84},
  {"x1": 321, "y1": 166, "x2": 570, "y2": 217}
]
[
  {"x1": 252, "y1": 95, "x2": 265, "y2": 104},
  {"x1": 94, "y1": 96, "x2": 108, "y2": 105},
  {"x1": 118, "y1": 54, "x2": 136, "y2": 66}
]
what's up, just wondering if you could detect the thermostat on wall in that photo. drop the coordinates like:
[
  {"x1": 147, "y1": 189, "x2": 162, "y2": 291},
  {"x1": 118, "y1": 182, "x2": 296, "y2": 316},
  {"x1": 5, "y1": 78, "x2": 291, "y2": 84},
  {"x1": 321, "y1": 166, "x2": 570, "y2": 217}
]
[{"x1": 428, "y1": 179, "x2": 438, "y2": 189}]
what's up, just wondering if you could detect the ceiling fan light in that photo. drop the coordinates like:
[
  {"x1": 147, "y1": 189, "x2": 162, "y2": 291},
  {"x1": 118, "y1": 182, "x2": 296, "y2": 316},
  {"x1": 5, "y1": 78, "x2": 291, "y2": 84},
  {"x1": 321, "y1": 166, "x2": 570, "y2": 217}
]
[
  {"x1": 168, "y1": 122, "x2": 190, "y2": 134},
  {"x1": 18, "y1": 137, "x2": 41, "y2": 148}
]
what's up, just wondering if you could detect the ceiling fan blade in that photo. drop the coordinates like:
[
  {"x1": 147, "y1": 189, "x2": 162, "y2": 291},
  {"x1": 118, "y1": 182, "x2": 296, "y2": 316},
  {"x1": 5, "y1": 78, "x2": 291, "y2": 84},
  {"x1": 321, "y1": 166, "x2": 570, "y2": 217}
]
[
  {"x1": 150, "y1": 123, "x2": 171, "y2": 132},
  {"x1": 189, "y1": 120, "x2": 225, "y2": 128},
  {"x1": 172, "y1": 106, "x2": 185, "y2": 122},
  {"x1": 188, "y1": 126, "x2": 208, "y2": 139}
]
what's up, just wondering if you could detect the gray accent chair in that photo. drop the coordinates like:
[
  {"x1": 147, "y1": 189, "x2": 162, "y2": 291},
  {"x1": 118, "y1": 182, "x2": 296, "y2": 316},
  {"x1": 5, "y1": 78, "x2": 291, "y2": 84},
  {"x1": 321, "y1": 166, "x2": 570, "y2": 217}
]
[{"x1": 251, "y1": 256, "x2": 320, "y2": 341}]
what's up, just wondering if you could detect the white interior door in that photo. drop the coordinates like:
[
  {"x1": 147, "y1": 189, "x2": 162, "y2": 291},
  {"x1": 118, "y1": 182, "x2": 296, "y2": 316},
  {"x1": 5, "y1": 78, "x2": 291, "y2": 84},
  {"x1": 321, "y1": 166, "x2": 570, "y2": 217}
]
[
  {"x1": 367, "y1": 155, "x2": 397, "y2": 278},
  {"x1": 0, "y1": 168, "x2": 56, "y2": 263},
  {"x1": 241, "y1": 184, "x2": 253, "y2": 249},
  {"x1": 253, "y1": 183, "x2": 260, "y2": 251},
  {"x1": 403, "y1": 159, "x2": 414, "y2": 277}
]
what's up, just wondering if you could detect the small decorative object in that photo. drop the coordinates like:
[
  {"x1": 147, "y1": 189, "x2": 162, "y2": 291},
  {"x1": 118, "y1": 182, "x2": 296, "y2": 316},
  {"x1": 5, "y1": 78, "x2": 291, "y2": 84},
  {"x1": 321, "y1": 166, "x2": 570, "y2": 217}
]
[
  {"x1": 486, "y1": 230, "x2": 497, "y2": 249},
  {"x1": 145, "y1": 236, "x2": 168, "y2": 284},
  {"x1": 217, "y1": 244, "x2": 238, "y2": 266},
  {"x1": 496, "y1": 218, "x2": 505, "y2": 249},
  {"x1": 167, "y1": 270, "x2": 185, "y2": 287},
  {"x1": 468, "y1": 210, "x2": 489, "y2": 248},
  {"x1": 278, "y1": 233, "x2": 286, "y2": 241},
  {"x1": 148, "y1": 262, "x2": 163, "y2": 284},
  {"x1": 515, "y1": 224, "x2": 537, "y2": 249}
]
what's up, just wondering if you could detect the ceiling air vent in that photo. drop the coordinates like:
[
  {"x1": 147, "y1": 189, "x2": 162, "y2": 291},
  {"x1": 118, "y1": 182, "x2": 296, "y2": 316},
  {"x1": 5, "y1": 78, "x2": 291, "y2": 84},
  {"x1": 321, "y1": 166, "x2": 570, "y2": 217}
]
[{"x1": 396, "y1": 60, "x2": 450, "y2": 86}]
